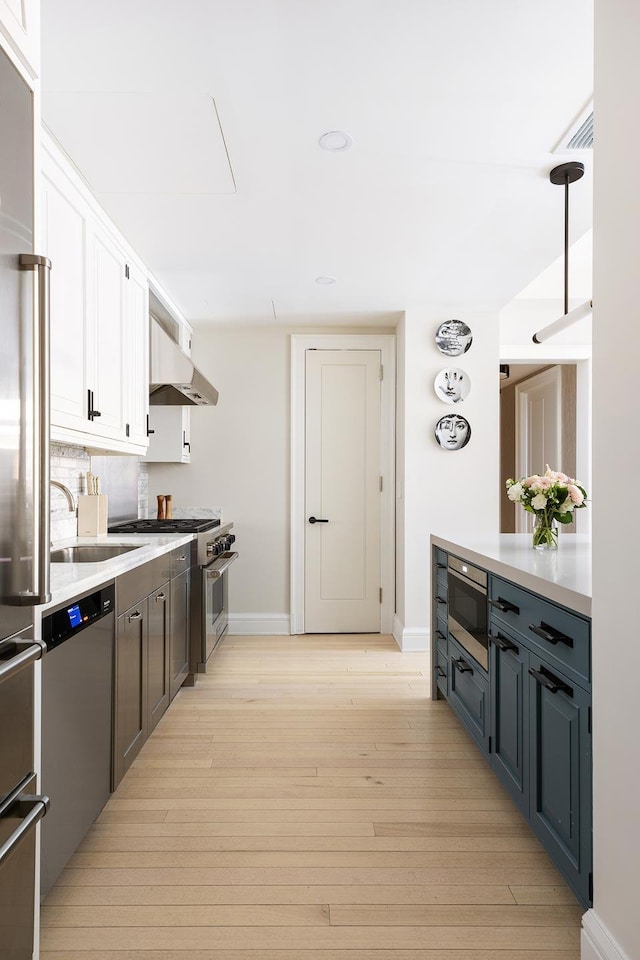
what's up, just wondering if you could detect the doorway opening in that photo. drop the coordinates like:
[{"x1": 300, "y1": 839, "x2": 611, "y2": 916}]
[{"x1": 499, "y1": 360, "x2": 590, "y2": 537}]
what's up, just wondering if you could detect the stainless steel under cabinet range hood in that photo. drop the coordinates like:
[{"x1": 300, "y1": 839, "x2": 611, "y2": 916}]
[{"x1": 149, "y1": 320, "x2": 219, "y2": 406}]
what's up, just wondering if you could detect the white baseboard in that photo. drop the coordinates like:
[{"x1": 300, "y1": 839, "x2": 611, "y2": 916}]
[
  {"x1": 581, "y1": 910, "x2": 632, "y2": 960},
  {"x1": 392, "y1": 614, "x2": 429, "y2": 652},
  {"x1": 227, "y1": 613, "x2": 291, "y2": 636}
]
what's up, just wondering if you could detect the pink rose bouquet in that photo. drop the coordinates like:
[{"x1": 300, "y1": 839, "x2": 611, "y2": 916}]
[{"x1": 505, "y1": 466, "x2": 588, "y2": 548}]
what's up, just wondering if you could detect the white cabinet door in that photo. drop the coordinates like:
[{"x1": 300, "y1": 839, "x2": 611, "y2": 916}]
[
  {"x1": 145, "y1": 407, "x2": 191, "y2": 463},
  {"x1": 0, "y1": 0, "x2": 39, "y2": 79},
  {"x1": 42, "y1": 155, "x2": 91, "y2": 431},
  {"x1": 87, "y1": 222, "x2": 125, "y2": 439},
  {"x1": 123, "y1": 262, "x2": 150, "y2": 450}
]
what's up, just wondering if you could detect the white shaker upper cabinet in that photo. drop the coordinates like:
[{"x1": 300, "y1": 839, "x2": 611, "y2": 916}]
[
  {"x1": 43, "y1": 132, "x2": 150, "y2": 455},
  {"x1": 42, "y1": 148, "x2": 91, "y2": 430},
  {"x1": 145, "y1": 407, "x2": 191, "y2": 463},
  {"x1": 123, "y1": 261, "x2": 150, "y2": 450},
  {"x1": 0, "y1": 0, "x2": 39, "y2": 80}
]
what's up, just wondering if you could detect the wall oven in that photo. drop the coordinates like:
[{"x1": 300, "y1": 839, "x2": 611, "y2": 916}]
[{"x1": 447, "y1": 555, "x2": 489, "y2": 671}]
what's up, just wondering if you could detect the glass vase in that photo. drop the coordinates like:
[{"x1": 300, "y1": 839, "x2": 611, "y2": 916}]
[{"x1": 532, "y1": 514, "x2": 558, "y2": 550}]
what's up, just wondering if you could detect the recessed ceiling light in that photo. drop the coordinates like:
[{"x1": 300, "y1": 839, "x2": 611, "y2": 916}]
[
  {"x1": 318, "y1": 130, "x2": 353, "y2": 152},
  {"x1": 315, "y1": 275, "x2": 336, "y2": 285}
]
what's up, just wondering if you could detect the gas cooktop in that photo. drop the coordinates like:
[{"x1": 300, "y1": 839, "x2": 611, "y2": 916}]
[{"x1": 108, "y1": 518, "x2": 221, "y2": 534}]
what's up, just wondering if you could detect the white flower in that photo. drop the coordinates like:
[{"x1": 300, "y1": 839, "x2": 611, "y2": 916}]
[
  {"x1": 531, "y1": 493, "x2": 548, "y2": 510},
  {"x1": 507, "y1": 482, "x2": 523, "y2": 502},
  {"x1": 559, "y1": 498, "x2": 575, "y2": 514}
]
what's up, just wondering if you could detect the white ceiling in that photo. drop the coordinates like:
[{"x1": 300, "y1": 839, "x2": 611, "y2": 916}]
[{"x1": 40, "y1": 1, "x2": 594, "y2": 326}]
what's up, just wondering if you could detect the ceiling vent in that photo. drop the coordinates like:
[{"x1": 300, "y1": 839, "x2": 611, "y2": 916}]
[{"x1": 553, "y1": 102, "x2": 593, "y2": 152}]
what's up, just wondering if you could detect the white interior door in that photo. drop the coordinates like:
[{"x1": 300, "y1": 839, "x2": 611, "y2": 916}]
[
  {"x1": 515, "y1": 366, "x2": 561, "y2": 533},
  {"x1": 304, "y1": 349, "x2": 381, "y2": 633}
]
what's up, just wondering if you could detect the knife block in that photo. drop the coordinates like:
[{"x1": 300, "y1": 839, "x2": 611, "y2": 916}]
[{"x1": 77, "y1": 495, "x2": 108, "y2": 537}]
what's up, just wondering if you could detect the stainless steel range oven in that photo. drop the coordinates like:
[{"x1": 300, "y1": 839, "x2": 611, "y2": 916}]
[
  {"x1": 201, "y1": 534, "x2": 238, "y2": 668},
  {"x1": 108, "y1": 518, "x2": 238, "y2": 683},
  {"x1": 447, "y1": 555, "x2": 489, "y2": 671}
]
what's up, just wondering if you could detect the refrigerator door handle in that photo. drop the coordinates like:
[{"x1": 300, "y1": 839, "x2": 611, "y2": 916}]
[
  {"x1": 0, "y1": 777, "x2": 49, "y2": 867},
  {"x1": 18, "y1": 254, "x2": 52, "y2": 604}
]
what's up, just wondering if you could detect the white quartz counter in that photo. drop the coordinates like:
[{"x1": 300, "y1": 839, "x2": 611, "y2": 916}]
[
  {"x1": 40, "y1": 532, "x2": 195, "y2": 612},
  {"x1": 431, "y1": 533, "x2": 591, "y2": 618}
]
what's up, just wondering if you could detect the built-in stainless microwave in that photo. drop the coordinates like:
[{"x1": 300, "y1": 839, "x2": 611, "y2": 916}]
[{"x1": 447, "y1": 556, "x2": 489, "y2": 671}]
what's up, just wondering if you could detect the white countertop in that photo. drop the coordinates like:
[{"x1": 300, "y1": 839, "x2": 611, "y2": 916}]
[
  {"x1": 41, "y1": 532, "x2": 195, "y2": 613},
  {"x1": 431, "y1": 533, "x2": 592, "y2": 618}
]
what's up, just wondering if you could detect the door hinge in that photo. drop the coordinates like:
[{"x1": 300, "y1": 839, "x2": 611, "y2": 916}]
[
  {"x1": 379, "y1": 588, "x2": 382, "y2": 603},
  {"x1": 379, "y1": 364, "x2": 384, "y2": 381},
  {"x1": 379, "y1": 475, "x2": 383, "y2": 492}
]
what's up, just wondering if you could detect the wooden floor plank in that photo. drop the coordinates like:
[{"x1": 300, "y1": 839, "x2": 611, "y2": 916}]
[{"x1": 41, "y1": 634, "x2": 580, "y2": 960}]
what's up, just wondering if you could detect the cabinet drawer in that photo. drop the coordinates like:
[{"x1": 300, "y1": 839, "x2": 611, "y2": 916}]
[
  {"x1": 448, "y1": 635, "x2": 490, "y2": 754},
  {"x1": 489, "y1": 576, "x2": 590, "y2": 687},
  {"x1": 434, "y1": 634, "x2": 448, "y2": 697},
  {"x1": 171, "y1": 542, "x2": 193, "y2": 579},
  {"x1": 117, "y1": 555, "x2": 171, "y2": 614}
]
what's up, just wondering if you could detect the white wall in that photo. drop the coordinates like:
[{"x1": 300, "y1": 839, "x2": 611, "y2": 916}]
[
  {"x1": 583, "y1": 4, "x2": 640, "y2": 960},
  {"x1": 399, "y1": 307, "x2": 500, "y2": 646},
  {"x1": 147, "y1": 323, "x2": 394, "y2": 630}
]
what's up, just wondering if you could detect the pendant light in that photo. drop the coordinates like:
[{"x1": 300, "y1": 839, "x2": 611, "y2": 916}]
[{"x1": 532, "y1": 161, "x2": 592, "y2": 344}]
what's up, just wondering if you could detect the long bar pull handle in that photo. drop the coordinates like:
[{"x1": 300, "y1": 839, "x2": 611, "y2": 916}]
[
  {"x1": 490, "y1": 633, "x2": 519, "y2": 654},
  {"x1": 529, "y1": 622, "x2": 574, "y2": 648},
  {"x1": 0, "y1": 640, "x2": 45, "y2": 686},
  {"x1": 435, "y1": 596, "x2": 447, "y2": 606},
  {"x1": 128, "y1": 611, "x2": 142, "y2": 622},
  {"x1": 308, "y1": 517, "x2": 329, "y2": 524},
  {"x1": 155, "y1": 593, "x2": 166, "y2": 603},
  {"x1": 528, "y1": 666, "x2": 574, "y2": 698},
  {"x1": 19, "y1": 254, "x2": 52, "y2": 604},
  {"x1": 453, "y1": 657, "x2": 473, "y2": 674},
  {"x1": 0, "y1": 780, "x2": 49, "y2": 867},
  {"x1": 489, "y1": 597, "x2": 520, "y2": 615},
  {"x1": 435, "y1": 665, "x2": 446, "y2": 678}
]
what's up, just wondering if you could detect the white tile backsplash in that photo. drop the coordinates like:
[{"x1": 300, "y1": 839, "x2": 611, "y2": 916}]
[{"x1": 50, "y1": 443, "x2": 90, "y2": 542}]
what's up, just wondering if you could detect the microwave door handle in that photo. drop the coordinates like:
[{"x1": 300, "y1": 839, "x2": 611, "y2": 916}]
[{"x1": 205, "y1": 552, "x2": 239, "y2": 580}]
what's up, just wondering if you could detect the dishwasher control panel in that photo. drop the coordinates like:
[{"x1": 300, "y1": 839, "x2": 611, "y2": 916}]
[{"x1": 42, "y1": 584, "x2": 115, "y2": 651}]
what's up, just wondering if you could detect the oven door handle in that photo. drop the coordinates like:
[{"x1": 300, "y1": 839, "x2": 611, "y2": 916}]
[{"x1": 204, "y1": 551, "x2": 239, "y2": 580}]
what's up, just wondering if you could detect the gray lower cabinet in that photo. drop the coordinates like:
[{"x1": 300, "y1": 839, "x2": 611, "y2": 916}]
[
  {"x1": 114, "y1": 600, "x2": 149, "y2": 787},
  {"x1": 147, "y1": 584, "x2": 171, "y2": 732},
  {"x1": 528, "y1": 653, "x2": 592, "y2": 906},
  {"x1": 432, "y1": 545, "x2": 593, "y2": 908},
  {"x1": 489, "y1": 624, "x2": 529, "y2": 816},
  {"x1": 448, "y1": 635, "x2": 489, "y2": 752},
  {"x1": 170, "y1": 567, "x2": 191, "y2": 700}
]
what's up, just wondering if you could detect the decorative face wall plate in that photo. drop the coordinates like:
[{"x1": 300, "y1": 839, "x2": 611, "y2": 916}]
[
  {"x1": 434, "y1": 367, "x2": 470, "y2": 404},
  {"x1": 434, "y1": 413, "x2": 471, "y2": 450},
  {"x1": 435, "y1": 320, "x2": 473, "y2": 357}
]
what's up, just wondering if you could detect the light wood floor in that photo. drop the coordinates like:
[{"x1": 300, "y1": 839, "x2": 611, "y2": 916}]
[{"x1": 40, "y1": 634, "x2": 582, "y2": 959}]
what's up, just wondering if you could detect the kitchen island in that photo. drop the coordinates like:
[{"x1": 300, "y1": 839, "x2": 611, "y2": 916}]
[{"x1": 431, "y1": 532, "x2": 592, "y2": 908}]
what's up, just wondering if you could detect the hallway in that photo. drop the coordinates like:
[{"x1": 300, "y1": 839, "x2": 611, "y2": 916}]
[{"x1": 40, "y1": 635, "x2": 581, "y2": 957}]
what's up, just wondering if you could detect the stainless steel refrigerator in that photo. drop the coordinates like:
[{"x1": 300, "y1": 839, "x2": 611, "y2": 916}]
[{"x1": 0, "y1": 43, "x2": 51, "y2": 958}]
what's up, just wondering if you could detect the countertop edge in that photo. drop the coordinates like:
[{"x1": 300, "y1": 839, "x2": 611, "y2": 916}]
[
  {"x1": 40, "y1": 533, "x2": 196, "y2": 612},
  {"x1": 431, "y1": 534, "x2": 592, "y2": 619}
]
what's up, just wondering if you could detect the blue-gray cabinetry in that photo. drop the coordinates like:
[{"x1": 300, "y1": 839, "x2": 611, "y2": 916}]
[{"x1": 432, "y1": 546, "x2": 592, "y2": 908}]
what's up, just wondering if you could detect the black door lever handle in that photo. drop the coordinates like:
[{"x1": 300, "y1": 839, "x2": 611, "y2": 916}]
[{"x1": 308, "y1": 517, "x2": 329, "y2": 524}]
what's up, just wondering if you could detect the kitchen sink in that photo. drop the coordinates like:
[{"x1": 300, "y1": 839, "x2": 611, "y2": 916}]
[{"x1": 50, "y1": 544, "x2": 143, "y2": 563}]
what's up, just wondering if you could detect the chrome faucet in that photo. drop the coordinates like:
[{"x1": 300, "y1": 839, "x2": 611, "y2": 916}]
[{"x1": 51, "y1": 480, "x2": 76, "y2": 512}]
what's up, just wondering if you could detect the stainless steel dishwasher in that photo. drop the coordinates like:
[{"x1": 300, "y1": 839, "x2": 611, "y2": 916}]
[{"x1": 40, "y1": 584, "x2": 115, "y2": 897}]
